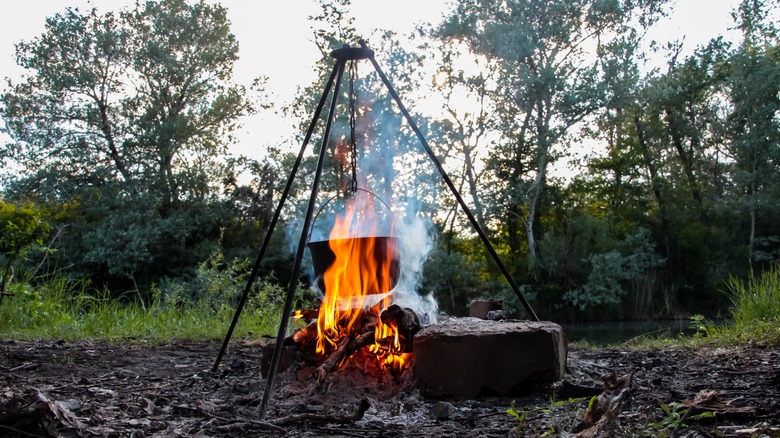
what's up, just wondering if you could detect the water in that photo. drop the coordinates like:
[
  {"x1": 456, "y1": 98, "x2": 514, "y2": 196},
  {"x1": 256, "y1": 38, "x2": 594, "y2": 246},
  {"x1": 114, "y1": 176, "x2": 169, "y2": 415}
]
[{"x1": 561, "y1": 319, "x2": 694, "y2": 347}]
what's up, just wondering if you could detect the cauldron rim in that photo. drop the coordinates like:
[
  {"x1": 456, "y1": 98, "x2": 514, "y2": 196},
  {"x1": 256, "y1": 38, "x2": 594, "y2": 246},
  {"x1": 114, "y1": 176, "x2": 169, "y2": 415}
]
[{"x1": 307, "y1": 235, "x2": 398, "y2": 244}]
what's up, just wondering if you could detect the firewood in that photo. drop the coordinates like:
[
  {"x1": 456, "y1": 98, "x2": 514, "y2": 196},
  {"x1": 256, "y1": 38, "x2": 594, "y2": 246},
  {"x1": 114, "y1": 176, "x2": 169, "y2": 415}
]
[
  {"x1": 314, "y1": 331, "x2": 376, "y2": 383},
  {"x1": 290, "y1": 320, "x2": 318, "y2": 345},
  {"x1": 379, "y1": 304, "x2": 421, "y2": 352}
]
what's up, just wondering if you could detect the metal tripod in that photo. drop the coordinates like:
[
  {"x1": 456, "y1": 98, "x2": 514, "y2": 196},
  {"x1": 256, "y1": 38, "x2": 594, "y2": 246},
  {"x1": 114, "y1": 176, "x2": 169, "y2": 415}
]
[{"x1": 212, "y1": 41, "x2": 539, "y2": 419}]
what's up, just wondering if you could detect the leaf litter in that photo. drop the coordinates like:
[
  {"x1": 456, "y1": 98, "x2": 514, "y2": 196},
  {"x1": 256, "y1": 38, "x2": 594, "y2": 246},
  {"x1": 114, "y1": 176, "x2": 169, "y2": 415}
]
[{"x1": 1, "y1": 339, "x2": 778, "y2": 437}]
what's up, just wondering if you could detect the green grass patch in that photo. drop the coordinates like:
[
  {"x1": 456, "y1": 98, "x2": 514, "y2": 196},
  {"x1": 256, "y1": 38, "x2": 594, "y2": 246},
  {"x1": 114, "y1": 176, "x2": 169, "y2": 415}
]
[
  {"x1": 725, "y1": 264, "x2": 780, "y2": 327},
  {"x1": 624, "y1": 264, "x2": 780, "y2": 349},
  {"x1": 0, "y1": 276, "x2": 300, "y2": 343},
  {"x1": 705, "y1": 263, "x2": 780, "y2": 346}
]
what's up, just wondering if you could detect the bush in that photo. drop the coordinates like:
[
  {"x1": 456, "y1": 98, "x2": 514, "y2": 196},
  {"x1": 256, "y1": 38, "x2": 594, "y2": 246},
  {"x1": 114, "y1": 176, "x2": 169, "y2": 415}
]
[
  {"x1": 563, "y1": 228, "x2": 665, "y2": 312},
  {"x1": 0, "y1": 201, "x2": 50, "y2": 304},
  {"x1": 0, "y1": 243, "x2": 307, "y2": 341}
]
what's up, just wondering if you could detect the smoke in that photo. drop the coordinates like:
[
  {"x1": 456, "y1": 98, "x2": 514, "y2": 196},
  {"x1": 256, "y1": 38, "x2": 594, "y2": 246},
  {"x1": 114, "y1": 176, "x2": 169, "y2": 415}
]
[
  {"x1": 391, "y1": 212, "x2": 438, "y2": 324},
  {"x1": 300, "y1": 185, "x2": 438, "y2": 325},
  {"x1": 284, "y1": 52, "x2": 439, "y2": 324}
]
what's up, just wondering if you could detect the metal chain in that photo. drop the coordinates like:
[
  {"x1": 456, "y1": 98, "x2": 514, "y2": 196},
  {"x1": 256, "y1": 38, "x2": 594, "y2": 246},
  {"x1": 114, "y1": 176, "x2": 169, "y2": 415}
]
[{"x1": 348, "y1": 60, "x2": 358, "y2": 192}]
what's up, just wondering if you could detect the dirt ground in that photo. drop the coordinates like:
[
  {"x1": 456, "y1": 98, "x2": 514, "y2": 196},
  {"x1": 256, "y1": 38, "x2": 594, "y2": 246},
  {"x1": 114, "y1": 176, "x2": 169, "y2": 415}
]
[{"x1": 1, "y1": 337, "x2": 778, "y2": 437}]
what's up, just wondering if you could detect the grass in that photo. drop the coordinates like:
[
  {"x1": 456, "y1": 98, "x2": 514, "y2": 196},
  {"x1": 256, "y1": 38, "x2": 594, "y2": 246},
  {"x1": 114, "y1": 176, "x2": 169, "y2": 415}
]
[
  {"x1": 3, "y1": 262, "x2": 779, "y2": 348},
  {"x1": 707, "y1": 263, "x2": 780, "y2": 346},
  {"x1": 0, "y1": 276, "x2": 295, "y2": 343},
  {"x1": 623, "y1": 263, "x2": 780, "y2": 349},
  {"x1": 726, "y1": 264, "x2": 780, "y2": 326}
]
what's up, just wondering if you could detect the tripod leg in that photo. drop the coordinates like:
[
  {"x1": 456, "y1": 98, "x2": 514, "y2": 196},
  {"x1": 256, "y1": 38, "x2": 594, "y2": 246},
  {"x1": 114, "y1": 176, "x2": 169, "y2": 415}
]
[
  {"x1": 361, "y1": 41, "x2": 539, "y2": 322},
  {"x1": 212, "y1": 61, "x2": 343, "y2": 371},
  {"x1": 259, "y1": 58, "x2": 348, "y2": 419}
]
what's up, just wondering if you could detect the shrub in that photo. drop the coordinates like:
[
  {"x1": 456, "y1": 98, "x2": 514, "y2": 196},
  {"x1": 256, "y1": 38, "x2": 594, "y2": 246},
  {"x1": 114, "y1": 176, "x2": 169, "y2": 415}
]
[{"x1": 0, "y1": 201, "x2": 50, "y2": 304}]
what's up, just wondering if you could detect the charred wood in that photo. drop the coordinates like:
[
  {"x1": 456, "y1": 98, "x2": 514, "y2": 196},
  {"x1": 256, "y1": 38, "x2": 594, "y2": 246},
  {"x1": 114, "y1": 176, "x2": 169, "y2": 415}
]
[
  {"x1": 290, "y1": 320, "x2": 318, "y2": 346},
  {"x1": 314, "y1": 331, "x2": 376, "y2": 383},
  {"x1": 379, "y1": 305, "x2": 421, "y2": 352}
]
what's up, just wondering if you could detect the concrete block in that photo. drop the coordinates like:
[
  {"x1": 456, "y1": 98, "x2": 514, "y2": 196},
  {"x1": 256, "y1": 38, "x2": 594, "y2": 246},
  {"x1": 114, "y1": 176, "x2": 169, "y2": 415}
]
[{"x1": 413, "y1": 317, "x2": 567, "y2": 398}]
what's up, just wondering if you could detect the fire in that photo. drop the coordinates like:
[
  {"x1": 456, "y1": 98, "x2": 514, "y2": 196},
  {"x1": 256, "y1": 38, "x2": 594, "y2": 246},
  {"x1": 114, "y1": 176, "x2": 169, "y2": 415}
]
[
  {"x1": 313, "y1": 195, "x2": 410, "y2": 373},
  {"x1": 370, "y1": 320, "x2": 412, "y2": 375}
]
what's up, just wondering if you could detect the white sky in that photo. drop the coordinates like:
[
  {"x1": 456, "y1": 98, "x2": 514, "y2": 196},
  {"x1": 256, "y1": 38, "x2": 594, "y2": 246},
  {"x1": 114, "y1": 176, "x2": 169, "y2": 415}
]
[{"x1": 0, "y1": 0, "x2": 744, "y2": 164}]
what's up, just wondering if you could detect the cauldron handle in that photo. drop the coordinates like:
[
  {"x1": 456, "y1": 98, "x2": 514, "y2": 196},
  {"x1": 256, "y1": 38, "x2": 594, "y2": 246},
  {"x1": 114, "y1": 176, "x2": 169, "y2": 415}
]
[{"x1": 306, "y1": 188, "x2": 397, "y2": 242}]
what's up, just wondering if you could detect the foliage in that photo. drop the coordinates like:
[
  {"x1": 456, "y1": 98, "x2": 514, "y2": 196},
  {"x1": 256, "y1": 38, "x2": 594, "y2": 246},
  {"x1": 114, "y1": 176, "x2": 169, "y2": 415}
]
[
  {"x1": 507, "y1": 397, "x2": 588, "y2": 436},
  {"x1": 434, "y1": 0, "x2": 671, "y2": 267},
  {"x1": 563, "y1": 228, "x2": 666, "y2": 312},
  {"x1": 725, "y1": 263, "x2": 780, "y2": 328},
  {"x1": 0, "y1": 201, "x2": 50, "y2": 303},
  {"x1": 721, "y1": 35, "x2": 780, "y2": 263},
  {"x1": 420, "y1": 234, "x2": 484, "y2": 316},
  {"x1": 687, "y1": 314, "x2": 714, "y2": 338},
  {"x1": 2, "y1": 0, "x2": 780, "y2": 323},
  {"x1": 645, "y1": 402, "x2": 716, "y2": 437},
  {"x1": 151, "y1": 241, "x2": 309, "y2": 321},
  {"x1": 0, "y1": 0, "x2": 264, "y2": 296},
  {"x1": 628, "y1": 264, "x2": 780, "y2": 348},
  {"x1": 420, "y1": 0, "x2": 780, "y2": 321}
]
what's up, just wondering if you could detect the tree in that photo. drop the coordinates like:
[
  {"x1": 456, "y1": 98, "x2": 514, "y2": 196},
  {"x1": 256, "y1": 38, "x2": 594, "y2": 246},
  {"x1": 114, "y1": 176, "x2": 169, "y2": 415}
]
[
  {"x1": 427, "y1": 40, "x2": 498, "y2": 234},
  {"x1": 1, "y1": 0, "x2": 258, "y2": 292},
  {"x1": 435, "y1": 0, "x2": 670, "y2": 267},
  {"x1": 722, "y1": 0, "x2": 780, "y2": 263},
  {"x1": 562, "y1": 228, "x2": 665, "y2": 316}
]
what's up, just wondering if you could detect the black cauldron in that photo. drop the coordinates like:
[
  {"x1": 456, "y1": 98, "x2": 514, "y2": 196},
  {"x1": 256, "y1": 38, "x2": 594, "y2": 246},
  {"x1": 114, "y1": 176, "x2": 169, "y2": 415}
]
[{"x1": 307, "y1": 236, "x2": 400, "y2": 295}]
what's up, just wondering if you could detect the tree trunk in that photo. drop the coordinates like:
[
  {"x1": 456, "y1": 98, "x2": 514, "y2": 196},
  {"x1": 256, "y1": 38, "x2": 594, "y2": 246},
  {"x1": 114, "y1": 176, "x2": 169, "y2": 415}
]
[
  {"x1": 748, "y1": 157, "x2": 757, "y2": 259},
  {"x1": 525, "y1": 97, "x2": 552, "y2": 263},
  {"x1": 507, "y1": 109, "x2": 534, "y2": 257},
  {"x1": 97, "y1": 100, "x2": 133, "y2": 184},
  {"x1": 463, "y1": 140, "x2": 487, "y2": 233},
  {"x1": 635, "y1": 114, "x2": 672, "y2": 262},
  {"x1": 665, "y1": 107, "x2": 707, "y2": 224}
]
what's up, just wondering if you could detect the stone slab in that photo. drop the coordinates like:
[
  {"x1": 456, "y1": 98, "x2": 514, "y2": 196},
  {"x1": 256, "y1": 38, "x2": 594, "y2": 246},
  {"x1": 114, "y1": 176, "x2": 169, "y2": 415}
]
[{"x1": 413, "y1": 317, "x2": 567, "y2": 398}]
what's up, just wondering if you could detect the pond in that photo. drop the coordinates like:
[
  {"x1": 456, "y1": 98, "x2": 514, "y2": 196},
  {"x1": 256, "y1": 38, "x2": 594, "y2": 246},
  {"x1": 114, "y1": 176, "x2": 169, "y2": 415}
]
[{"x1": 561, "y1": 319, "x2": 695, "y2": 347}]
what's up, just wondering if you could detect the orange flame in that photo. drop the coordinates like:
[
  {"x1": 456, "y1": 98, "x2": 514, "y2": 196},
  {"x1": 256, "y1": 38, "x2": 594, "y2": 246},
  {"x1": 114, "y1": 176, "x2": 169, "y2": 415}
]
[
  {"x1": 314, "y1": 196, "x2": 410, "y2": 374},
  {"x1": 370, "y1": 319, "x2": 412, "y2": 375}
]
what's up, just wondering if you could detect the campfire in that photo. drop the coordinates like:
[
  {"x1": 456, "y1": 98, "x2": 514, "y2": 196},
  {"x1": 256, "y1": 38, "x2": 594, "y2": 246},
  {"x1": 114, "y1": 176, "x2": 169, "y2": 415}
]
[
  {"x1": 290, "y1": 192, "x2": 423, "y2": 380},
  {"x1": 213, "y1": 43, "x2": 543, "y2": 419}
]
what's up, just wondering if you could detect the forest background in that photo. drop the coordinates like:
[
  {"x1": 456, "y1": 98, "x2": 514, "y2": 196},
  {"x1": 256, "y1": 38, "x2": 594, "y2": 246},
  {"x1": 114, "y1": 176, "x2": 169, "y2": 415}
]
[{"x1": 1, "y1": 0, "x2": 779, "y2": 325}]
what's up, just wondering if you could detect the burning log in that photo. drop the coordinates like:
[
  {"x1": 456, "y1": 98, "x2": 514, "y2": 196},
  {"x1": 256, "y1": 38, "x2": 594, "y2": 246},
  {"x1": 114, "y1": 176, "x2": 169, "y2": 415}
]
[
  {"x1": 290, "y1": 319, "x2": 318, "y2": 347},
  {"x1": 314, "y1": 331, "x2": 376, "y2": 382},
  {"x1": 297, "y1": 305, "x2": 423, "y2": 383},
  {"x1": 282, "y1": 193, "x2": 426, "y2": 381},
  {"x1": 377, "y1": 304, "x2": 421, "y2": 352}
]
